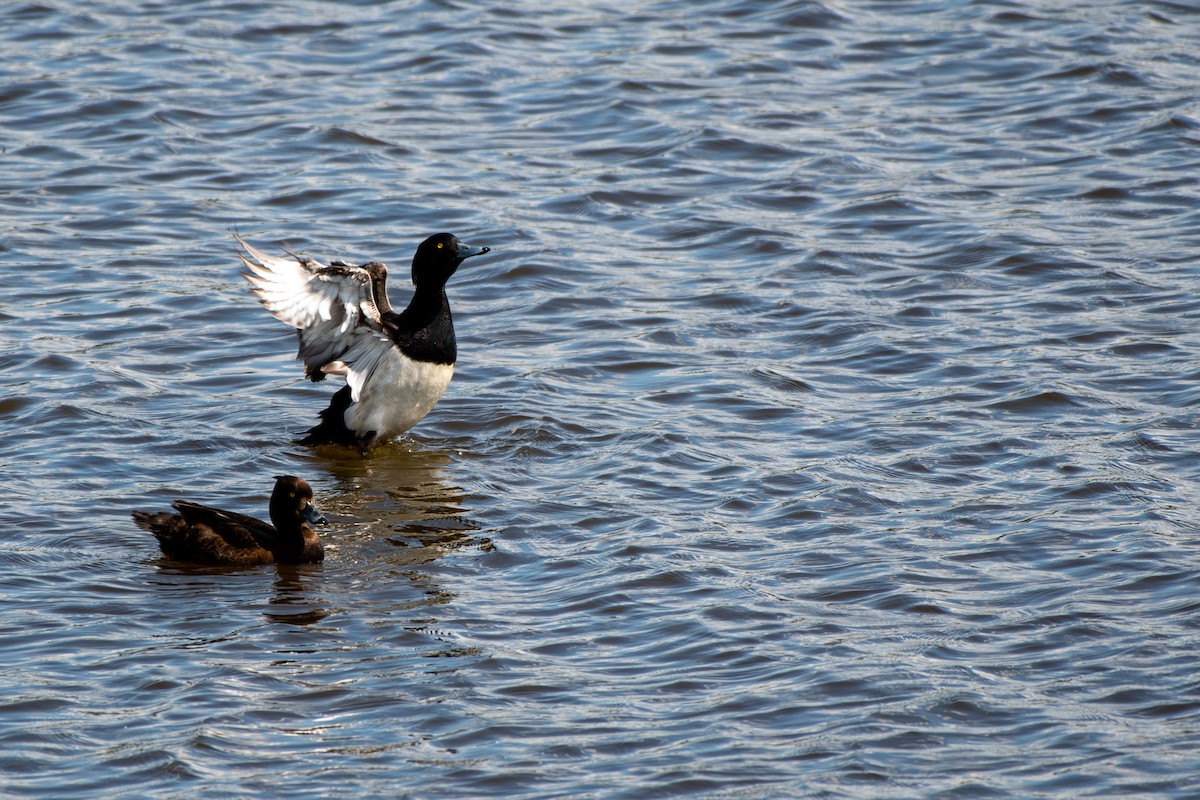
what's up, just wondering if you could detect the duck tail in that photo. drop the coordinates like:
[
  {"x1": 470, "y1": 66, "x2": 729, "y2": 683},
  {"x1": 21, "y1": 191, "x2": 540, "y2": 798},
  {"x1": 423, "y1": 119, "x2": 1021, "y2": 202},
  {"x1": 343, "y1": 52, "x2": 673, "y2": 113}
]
[
  {"x1": 131, "y1": 510, "x2": 184, "y2": 556},
  {"x1": 131, "y1": 509, "x2": 171, "y2": 533}
]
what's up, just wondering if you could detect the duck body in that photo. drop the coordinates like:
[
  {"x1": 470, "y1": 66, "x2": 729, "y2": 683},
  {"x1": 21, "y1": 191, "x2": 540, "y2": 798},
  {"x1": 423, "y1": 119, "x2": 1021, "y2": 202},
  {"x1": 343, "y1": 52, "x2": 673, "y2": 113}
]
[
  {"x1": 132, "y1": 475, "x2": 326, "y2": 565},
  {"x1": 237, "y1": 232, "x2": 489, "y2": 449}
]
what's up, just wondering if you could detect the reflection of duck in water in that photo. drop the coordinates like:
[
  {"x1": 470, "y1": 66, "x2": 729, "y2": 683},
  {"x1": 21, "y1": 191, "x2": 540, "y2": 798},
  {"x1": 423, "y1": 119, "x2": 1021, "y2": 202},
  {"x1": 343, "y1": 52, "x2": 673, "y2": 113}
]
[
  {"x1": 316, "y1": 442, "x2": 486, "y2": 563},
  {"x1": 131, "y1": 476, "x2": 326, "y2": 565},
  {"x1": 236, "y1": 232, "x2": 491, "y2": 450},
  {"x1": 265, "y1": 567, "x2": 331, "y2": 627}
]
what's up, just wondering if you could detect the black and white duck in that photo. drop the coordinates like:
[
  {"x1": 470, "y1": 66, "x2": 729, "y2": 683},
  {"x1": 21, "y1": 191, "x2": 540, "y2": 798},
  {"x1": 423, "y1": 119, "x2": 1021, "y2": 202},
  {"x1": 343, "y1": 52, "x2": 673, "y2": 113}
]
[{"x1": 236, "y1": 232, "x2": 490, "y2": 449}]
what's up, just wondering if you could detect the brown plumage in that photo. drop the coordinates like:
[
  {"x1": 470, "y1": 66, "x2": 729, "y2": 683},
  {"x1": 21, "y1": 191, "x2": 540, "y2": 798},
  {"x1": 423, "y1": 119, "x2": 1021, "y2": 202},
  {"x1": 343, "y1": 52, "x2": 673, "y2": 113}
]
[{"x1": 132, "y1": 476, "x2": 326, "y2": 565}]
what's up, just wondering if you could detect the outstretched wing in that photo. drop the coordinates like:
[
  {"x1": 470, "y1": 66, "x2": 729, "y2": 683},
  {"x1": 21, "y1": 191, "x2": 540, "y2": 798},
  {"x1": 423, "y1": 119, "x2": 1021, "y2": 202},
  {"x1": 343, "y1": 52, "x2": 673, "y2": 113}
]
[{"x1": 235, "y1": 232, "x2": 385, "y2": 381}]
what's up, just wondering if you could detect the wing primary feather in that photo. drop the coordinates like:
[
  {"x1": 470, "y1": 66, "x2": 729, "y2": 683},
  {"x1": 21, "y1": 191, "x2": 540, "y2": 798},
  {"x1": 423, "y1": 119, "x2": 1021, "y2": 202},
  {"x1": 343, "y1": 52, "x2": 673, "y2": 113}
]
[{"x1": 236, "y1": 233, "x2": 389, "y2": 380}]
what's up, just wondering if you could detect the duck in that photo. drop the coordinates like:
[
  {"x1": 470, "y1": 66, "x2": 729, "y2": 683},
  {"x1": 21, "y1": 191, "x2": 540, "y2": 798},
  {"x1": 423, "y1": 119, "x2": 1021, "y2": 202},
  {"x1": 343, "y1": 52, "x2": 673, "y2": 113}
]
[
  {"x1": 236, "y1": 231, "x2": 490, "y2": 449},
  {"x1": 131, "y1": 475, "x2": 326, "y2": 565}
]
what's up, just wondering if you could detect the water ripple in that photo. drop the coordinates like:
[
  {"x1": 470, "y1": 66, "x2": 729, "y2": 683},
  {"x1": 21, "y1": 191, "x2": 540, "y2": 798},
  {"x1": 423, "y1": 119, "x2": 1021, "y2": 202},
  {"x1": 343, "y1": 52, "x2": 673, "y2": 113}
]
[{"x1": 2, "y1": 0, "x2": 1200, "y2": 797}]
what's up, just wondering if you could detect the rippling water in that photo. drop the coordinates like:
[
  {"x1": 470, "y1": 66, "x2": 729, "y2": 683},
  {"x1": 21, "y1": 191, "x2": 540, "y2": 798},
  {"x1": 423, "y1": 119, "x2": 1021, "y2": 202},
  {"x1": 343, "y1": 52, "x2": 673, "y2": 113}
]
[{"x1": 4, "y1": 1, "x2": 1200, "y2": 797}]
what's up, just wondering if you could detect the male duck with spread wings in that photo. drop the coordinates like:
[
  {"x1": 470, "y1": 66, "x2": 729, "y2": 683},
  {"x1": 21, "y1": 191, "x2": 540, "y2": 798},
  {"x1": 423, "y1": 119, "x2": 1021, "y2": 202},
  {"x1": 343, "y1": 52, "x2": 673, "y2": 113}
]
[{"x1": 237, "y1": 232, "x2": 490, "y2": 450}]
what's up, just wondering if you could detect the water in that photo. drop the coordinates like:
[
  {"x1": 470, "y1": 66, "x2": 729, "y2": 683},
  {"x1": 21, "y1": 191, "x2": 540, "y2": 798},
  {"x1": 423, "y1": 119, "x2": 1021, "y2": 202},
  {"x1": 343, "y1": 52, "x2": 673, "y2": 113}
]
[{"x1": 3, "y1": 0, "x2": 1200, "y2": 796}]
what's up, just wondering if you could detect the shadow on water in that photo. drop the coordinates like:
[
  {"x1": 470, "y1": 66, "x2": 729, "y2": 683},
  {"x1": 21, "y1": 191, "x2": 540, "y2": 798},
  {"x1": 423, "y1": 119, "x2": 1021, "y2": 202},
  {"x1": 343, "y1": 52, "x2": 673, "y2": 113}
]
[{"x1": 145, "y1": 560, "x2": 332, "y2": 627}]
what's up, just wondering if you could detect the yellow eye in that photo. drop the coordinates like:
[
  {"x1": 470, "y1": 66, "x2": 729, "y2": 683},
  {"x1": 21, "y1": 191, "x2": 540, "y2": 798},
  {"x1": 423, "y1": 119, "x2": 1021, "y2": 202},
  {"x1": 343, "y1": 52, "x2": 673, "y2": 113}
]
[
  {"x1": 436, "y1": 242, "x2": 444, "y2": 249},
  {"x1": 289, "y1": 492, "x2": 296, "y2": 498}
]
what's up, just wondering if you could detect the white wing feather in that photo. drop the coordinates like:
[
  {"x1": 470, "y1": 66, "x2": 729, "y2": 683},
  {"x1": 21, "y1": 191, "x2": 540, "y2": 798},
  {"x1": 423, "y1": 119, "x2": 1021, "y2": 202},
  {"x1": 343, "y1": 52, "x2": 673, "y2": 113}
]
[{"x1": 236, "y1": 233, "x2": 384, "y2": 380}]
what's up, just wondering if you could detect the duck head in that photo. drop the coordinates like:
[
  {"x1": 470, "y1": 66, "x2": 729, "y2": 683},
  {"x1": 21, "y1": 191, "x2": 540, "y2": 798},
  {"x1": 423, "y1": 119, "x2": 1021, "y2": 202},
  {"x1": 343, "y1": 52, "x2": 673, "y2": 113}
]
[
  {"x1": 411, "y1": 232, "x2": 489, "y2": 287},
  {"x1": 270, "y1": 475, "x2": 327, "y2": 528}
]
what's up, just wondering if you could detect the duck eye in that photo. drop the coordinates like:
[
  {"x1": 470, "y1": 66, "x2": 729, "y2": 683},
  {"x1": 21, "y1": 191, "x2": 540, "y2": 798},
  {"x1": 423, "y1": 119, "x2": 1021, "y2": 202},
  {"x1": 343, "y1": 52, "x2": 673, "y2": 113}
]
[
  {"x1": 289, "y1": 492, "x2": 296, "y2": 498},
  {"x1": 436, "y1": 242, "x2": 444, "y2": 249}
]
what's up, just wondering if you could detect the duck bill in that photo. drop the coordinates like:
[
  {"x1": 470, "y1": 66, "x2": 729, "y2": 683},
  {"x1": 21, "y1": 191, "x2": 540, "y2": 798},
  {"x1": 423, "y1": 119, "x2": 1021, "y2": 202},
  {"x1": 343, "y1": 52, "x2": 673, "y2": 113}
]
[
  {"x1": 302, "y1": 502, "x2": 328, "y2": 526},
  {"x1": 456, "y1": 242, "x2": 490, "y2": 260}
]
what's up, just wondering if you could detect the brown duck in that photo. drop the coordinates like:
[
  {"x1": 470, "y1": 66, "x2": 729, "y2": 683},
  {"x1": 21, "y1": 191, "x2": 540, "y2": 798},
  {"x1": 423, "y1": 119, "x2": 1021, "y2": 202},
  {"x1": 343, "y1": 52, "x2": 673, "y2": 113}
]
[{"x1": 132, "y1": 475, "x2": 326, "y2": 565}]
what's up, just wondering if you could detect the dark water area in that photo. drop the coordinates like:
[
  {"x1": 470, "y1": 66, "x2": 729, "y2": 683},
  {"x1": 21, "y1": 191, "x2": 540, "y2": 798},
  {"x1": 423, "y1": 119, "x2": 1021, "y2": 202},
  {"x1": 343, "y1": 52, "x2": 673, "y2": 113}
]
[{"x1": 3, "y1": 0, "x2": 1200, "y2": 796}]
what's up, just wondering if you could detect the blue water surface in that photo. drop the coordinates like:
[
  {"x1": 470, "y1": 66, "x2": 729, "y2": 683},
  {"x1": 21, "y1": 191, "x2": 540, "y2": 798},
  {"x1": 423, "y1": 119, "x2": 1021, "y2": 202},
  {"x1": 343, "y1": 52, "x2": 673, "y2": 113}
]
[{"x1": 2, "y1": 1, "x2": 1200, "y2": 797}]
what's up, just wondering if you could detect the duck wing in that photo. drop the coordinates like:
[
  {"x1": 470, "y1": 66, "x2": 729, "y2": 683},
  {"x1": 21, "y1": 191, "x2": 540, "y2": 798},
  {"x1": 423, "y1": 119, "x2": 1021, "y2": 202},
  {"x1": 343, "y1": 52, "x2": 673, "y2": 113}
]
[
  {"x1": 236, "y1": 233, "x2": 385, "y2": 382},
  {"x1": 172, "y1": 501, "x2": 279, "y2": 552},
  {"x1": 328, "y1": 327, "x2": 400, "y2": 405}
]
